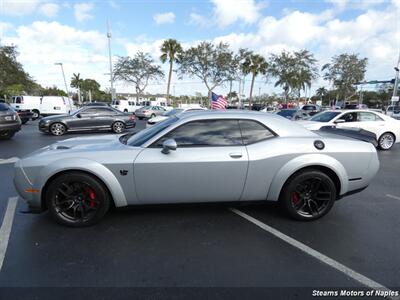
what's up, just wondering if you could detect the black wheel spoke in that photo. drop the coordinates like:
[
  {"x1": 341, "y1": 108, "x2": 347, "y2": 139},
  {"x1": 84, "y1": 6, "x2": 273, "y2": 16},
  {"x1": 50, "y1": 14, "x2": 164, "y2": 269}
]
[
  {"x1": 307, "y1": 200, "x2": 319, "y2": 216},
  {"x1": 314, "y1": 191, "x2": 332, "y2": 201},
  {"x1": 294, "y1": 198, "x2": 306, "y2": 211},
  {"x1": 310, "y1": 178, "x2": 321, "y2": 193}
]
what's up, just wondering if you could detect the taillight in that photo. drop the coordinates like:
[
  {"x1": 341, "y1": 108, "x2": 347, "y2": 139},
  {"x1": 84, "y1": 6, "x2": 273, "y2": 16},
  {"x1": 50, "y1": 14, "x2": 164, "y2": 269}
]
[{"x1": 143, "y1": 110, "x2": 148, "y2": 113}]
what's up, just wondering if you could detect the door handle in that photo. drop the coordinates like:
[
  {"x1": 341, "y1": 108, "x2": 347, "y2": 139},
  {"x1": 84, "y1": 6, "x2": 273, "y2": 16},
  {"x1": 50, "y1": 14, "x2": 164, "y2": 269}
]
[{"x1": 229, "y1": 152, "x2": 242, "y2": 158}]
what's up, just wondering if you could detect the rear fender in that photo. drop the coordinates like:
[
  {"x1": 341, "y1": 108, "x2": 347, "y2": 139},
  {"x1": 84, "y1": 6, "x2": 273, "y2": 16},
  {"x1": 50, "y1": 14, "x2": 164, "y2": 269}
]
[{"x1": 266, "y1": 154, "x2": 348, "y2": 201}]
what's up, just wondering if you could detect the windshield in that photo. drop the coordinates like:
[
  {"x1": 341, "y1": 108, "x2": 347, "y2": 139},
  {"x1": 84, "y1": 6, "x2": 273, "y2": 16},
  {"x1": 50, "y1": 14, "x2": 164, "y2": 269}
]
[
  {"x1": 0, "y1": 103, "x2": 11, "y2": 111},
  {"x1": 127, "y1": 116, "x2": 178, "y2": 146},
  {"x1": 277, "y1": 110, "x2": 296, "y2": 118},
  {"x1": 164, "y1": 109, "x2": 183, "y2": 116},
  {"x1": 310, "y1": 111, "x2": 341, "y2": 122}
]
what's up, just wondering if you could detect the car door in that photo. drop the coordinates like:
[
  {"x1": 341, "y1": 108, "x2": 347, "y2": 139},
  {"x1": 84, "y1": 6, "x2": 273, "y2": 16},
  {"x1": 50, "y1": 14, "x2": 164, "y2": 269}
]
[
  {"x1": 133, "y1": 119, "x2": 249, "y2": 204},
  {"x1": 335, "y1": 112, "x2": 359, "y2": 129},
  {"x1": 67, "y1": 107, "x2": 98, "y2": 129},
  {"x1": 355, "y1": 112, "x2": 385, "y2": 136},
  {"x1": 92, "y1": 107, "x2": 117, "y2": 128}
]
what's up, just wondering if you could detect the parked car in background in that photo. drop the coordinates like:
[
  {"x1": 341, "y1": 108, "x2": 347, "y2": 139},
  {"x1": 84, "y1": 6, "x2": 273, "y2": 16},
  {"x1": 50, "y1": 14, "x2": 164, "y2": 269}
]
[
  {"x1": 15, "y1": 109, "x2": 33, "y2": 124},
  {"x1": 39, "y1": 106, "x2": 135, "y2": 136},
  {"x1": 0, "y1": 102, "x2": 21, "y2": 139},
  {"x1": 15, "y1": 110, "x2": 379, "y2": 226},
  {"x1": 299, "y1": 109, "x2": 400, "y2": 150},
  {"x1": 300, "y1": 104, "x2": 320, "y2": 116},
  {"x1": 135, "y1": 106, "x2": 166, "y2": 120},
  {"x1": 111, "y1": 99, "x2": 141, "y2": 113},
  {"x1": 84, "y1": 102, "x2": 111, "y2": 107},
  {"x1": 275, "y1": 109, "x2": 310, "y2": 121},
  {"x1": 260, "y1": 106, "x2": 277, "y2": 113},
  {"x1": 147, "y1": 107, "x2": 207, "y2": 126},
  {"x1": 385, "y1": 105, "x2": 400, "y2": 119},
  {"x1": 11, "y1": 95, "x2": 42, "y2": 120},
  {"x1": 40, "y1": 96, "x2": 76, "y2": 116},
  {"x1": 345, "y1": 103, "x2": 368, "y2": 109}
]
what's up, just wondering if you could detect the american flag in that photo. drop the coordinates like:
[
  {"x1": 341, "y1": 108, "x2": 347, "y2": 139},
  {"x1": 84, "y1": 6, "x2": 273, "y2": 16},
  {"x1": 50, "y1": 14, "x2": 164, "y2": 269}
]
[{"x1": 211, "y1": 92, "x2": 227, "y2": 110}]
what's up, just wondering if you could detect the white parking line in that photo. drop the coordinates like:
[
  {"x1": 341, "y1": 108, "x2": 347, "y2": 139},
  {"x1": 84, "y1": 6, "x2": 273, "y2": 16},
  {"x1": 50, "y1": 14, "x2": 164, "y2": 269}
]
[
  {"x1": 230, "y1": 208, "x2": 399, "y2": 300},
  {"x1": 386, "y1": 194, "x2": 400, "y2": 201},
  {"x1": 0, "y1": 197, "x2": 18, "y2": 271},
  {"x1": 0, "y1": 157, "x2": 19, "y2": 165}
]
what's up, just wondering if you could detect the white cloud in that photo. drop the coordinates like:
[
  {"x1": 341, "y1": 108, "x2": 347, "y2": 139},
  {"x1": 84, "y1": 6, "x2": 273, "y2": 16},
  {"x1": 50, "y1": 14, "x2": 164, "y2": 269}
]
[
  {"x1": 39, "y1": 2, "x2": 60, "y2": 18},
  {"x1": 325, "y1": 0, "x2": 386, "y2": 11},
  {"x1": 2, "y1": 21, "x2": 109, "y2": 91},
  {"x1": 211, "y1": 0, "x2": 263, "y2": 27},
  {"x1": 74, "y1": 2, "x2": 94, "y2": 22},
  {"x1": 189, "y1": 13, "x2": 209, "y2": 27},
  {"x1": 153, "y1": 12, "x2": 175, "y2": 25},
  {"x1": 0, "y1": 0, "x2": 41, "y2": 16}
]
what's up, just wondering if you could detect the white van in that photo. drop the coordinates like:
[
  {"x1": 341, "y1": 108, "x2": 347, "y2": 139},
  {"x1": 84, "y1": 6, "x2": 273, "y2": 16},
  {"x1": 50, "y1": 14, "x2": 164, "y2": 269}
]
[
  {"x1": 11, "y1": 96, "x2": 42, "y2": 119},
  {"x1": 141, "y1": 100, "x2": 173, "y2": 111},
  {"x1": 111, "y1": 99, "x2": 141, "y2": 113},
  {"x1": 40, "y1": 96, "x2": 76, "y2": 116}
]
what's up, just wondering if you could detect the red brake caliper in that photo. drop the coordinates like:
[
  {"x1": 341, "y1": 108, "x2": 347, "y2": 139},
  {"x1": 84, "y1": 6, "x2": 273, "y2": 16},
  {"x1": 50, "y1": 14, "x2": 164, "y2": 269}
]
[
  {"x1": 291, "y1": 192, "x2": 299, "y2": 205},
  {"x1": 86, "y1": 188, "x2": 97, "y2": 208}
]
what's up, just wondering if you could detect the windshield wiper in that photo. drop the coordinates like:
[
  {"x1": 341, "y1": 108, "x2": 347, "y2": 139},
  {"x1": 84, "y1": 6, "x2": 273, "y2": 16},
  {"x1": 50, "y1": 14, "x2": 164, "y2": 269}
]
[{"x1": 119, "y1": 132, "x2": 136, "y2": 144}]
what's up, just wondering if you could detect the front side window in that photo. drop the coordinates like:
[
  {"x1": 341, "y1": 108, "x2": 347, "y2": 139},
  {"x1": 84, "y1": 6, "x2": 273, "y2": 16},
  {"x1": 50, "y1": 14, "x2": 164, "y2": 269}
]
[
  {"x1": 339, "y1": 112, "x2": 357, "y2": 122},
  {"x1": 239, "y1": 120, "x2": 275, "y2": 145},
  {"x1": 153, "y1": 120, "x2": 242, "y2": 147},
  {"x1": 310, "y1": 111, "x2": 341, "y2": 122}
]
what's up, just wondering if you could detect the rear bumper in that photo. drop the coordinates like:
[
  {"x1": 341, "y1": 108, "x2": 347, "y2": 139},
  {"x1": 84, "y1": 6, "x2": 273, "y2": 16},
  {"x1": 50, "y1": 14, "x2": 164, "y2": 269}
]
[{"x1": 0, "y1": 123, "x2": 21, "y2": 133}]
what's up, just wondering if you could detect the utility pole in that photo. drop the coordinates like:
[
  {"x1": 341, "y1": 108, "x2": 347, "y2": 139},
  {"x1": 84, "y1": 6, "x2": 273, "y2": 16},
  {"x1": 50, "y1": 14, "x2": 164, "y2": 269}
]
[
  {"x1": 55, "y1": 63, "x2": 70, "y2": 98},
  {"x1": 238, "y1": 79, "x2": 242, "y2": 109},
  {"x1": 107, "y1": 20, "x2": 116, "y2": 103},
  {"x1": 392, "y1": 50, "x2": 400, "y2": 106}
]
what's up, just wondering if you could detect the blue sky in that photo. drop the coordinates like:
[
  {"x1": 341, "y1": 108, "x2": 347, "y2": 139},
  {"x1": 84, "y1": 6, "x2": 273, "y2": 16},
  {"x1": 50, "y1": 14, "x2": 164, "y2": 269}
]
[{"x1": 0, "y1": 0, "x2": 399, "y2": 97}]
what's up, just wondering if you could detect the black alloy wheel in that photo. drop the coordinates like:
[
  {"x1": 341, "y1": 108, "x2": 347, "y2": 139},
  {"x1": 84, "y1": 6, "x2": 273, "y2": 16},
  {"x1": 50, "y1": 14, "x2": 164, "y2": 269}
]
[
  {"x1": 46, "y1": 172, "x2": 111, "y2": 227},
  {"x1": 280, "y1": 170, "x2": 336, "y2": 221}
]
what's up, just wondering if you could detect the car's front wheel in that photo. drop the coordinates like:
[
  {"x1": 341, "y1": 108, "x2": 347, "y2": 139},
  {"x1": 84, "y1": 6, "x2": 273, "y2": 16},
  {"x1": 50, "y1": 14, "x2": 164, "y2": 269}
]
[
  {"x1": 378, "y1": 132, "x2": 395, "y2": 150},
  {"x1": 280, "y1": 169, "x2": 336, "y2": 221},
  {"x1": 0, "y1": 131, "x2": 15, "y2": 139},
  {"x1": 46, "y1": 172, "x2": 111, "y2": 227},
  {"x1": 50, "y1": 123, "x2": 66, "y2": 136}
]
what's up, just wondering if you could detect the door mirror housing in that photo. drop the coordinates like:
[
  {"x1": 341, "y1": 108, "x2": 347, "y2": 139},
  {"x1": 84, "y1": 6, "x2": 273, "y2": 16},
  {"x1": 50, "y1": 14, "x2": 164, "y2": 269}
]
[
  {"x1": 161, "y1": 139, "x2": 177, "y2": 154},
  {"x1": 76, "y1": 113, "x2": 82, "y2": 118},
  {"x1": 334, "y1": 119, "x2": 345, "y2": 124}
]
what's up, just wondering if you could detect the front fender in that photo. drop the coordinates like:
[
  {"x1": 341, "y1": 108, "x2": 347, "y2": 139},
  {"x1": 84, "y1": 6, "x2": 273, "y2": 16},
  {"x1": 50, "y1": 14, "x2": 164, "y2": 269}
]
[
  {"x1": 34, "y1": 158, "x2": 127, "y2": 207},
  {"x1": 266, "y1": 154, "x2": 349, "y2": 201}
]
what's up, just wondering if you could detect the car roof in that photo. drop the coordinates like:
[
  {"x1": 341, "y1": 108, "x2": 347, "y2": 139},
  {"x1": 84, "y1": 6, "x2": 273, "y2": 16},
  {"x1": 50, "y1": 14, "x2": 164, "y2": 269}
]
[{"x1": 179, "y1": 110, "x2": 316, "y2": 137}]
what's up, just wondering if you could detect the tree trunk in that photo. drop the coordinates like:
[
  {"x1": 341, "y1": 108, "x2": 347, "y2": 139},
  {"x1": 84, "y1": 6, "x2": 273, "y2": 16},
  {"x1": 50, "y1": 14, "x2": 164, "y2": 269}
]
[
  {"x1": 166, "y1": 61, "x2": 173, "y2": 105},
  {"x1": 249, "y1": 73, "x2": 255, "y2": 110},
  {"x1": 208, "y1": 89, "x2": 212, "y2": 109}
]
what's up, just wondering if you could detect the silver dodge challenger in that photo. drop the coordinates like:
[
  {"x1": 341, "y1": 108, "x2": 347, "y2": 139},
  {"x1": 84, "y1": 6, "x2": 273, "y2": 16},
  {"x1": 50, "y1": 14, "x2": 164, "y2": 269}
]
[{"x1": 14, "y1": 111, "x2": 379, "y2": 227}]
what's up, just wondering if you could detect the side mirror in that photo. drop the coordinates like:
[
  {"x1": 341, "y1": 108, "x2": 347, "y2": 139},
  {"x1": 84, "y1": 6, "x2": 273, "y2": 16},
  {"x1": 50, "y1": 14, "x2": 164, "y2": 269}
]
[
  {"x1": 334, "y1": 119, "x2": 345, "y2": 124},
  {"x1": 76, "y1": 113, "x2": 82, "y2": 118},
  {"x1": 161, "y1": 139, "x2": 177, "y2": 154}
]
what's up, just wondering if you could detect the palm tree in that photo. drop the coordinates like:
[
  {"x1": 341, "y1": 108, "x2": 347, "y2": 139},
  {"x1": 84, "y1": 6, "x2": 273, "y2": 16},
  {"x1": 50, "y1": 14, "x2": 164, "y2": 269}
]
[
  {"x1": 316, "y1": 87, "x2": 328, "y2": 102},
  {"x1": 241, "y1": 53, "x2": 268, "y2": 110},
  {"x1": 70, "y1": 73, "x2": 83, "y2": 104},
  {"x1": 160, "y1": 39, "x2": 183, "y2": 105}
]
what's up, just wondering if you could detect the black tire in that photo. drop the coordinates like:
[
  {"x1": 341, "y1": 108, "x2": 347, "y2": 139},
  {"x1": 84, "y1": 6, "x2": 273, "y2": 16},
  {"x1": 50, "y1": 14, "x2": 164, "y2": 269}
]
[
  {"x1": 0, "y1": 131, "x2": 15, "y2": 140},
  {"x1": 31, "y1": 109, "x2": 40, "y2": 120},
  {"x1": 21, "y1": 119, "x2": 28, "y2": 125},
  {"x1": 138, "y1": 117, "x2": 143, "y2": 120},
  {"x1": 49, "y1": 122, "x2": 67, "y2": 136},
  {"x1": 124, "y1": 109, "x2": 128, "y2": 113},
  {"x1": 112, "y1": 121, "x2": 125, "y2": 133},
  {"x1": 46, "y1": 172, "x2": 111, "y2": 227},
  {"x1": 378, "y1": 132, "x2": 395, "y2": 150},
  {"x1": 280, "y1": 169, "x2": 336, "y2": 221},
  {"x1": 151, "y1": 114, "x2": 156, "y2": 118}
]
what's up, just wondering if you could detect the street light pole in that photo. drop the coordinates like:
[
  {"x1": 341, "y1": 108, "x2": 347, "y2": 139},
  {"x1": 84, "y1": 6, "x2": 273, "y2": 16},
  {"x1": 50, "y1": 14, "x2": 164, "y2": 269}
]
[
  {"x1": 55, "y1": 63, "x2": 70, "y2": 98},
  {"x1": 107, "y1": 21, "x2": 116, "y2": 103}
]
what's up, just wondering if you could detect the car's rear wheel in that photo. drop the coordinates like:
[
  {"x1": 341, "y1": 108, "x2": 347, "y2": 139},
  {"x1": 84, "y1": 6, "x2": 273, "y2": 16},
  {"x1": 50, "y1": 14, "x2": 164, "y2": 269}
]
[
  {"x1": 50, "y1": 123, "x2": 66, "y2": 136},
  {"x1": 32, "y1": 109, "x2": 40, "y2": 120},
  {"x1": 378, "y1": 132, "x2": 395, "y2": 150},
  {"x1": 112, "y1": 121, "x2": 125, "y2": 133},
  {"x1": 280, "y1": 170, "x2": 336, "y2": 221},
  {"x1": 151, "y1": 113, "x2": 156, "y2": 118},
  {"x1": 46, "y1": 172, "x2": 111, "y2": 227},
  {"x1": 0, "y1": 131, "x2": 15, "y2": 139}
]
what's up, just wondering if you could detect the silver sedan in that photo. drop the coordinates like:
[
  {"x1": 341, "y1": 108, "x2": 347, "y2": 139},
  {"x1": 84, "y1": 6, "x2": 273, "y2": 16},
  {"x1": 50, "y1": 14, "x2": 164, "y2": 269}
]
[
  {"x1": 135, "y1": 106, "x2": 166, "y2": 119},
  {"x1": 14, "y1": 111, "x2": 379, "y2": 227}
]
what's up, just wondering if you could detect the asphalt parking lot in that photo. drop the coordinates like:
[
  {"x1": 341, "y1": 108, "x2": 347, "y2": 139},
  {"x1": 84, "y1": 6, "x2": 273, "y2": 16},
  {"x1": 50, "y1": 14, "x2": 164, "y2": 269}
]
[{"x1": 0, "y1": 120, "x2": 399, "y2": 300}]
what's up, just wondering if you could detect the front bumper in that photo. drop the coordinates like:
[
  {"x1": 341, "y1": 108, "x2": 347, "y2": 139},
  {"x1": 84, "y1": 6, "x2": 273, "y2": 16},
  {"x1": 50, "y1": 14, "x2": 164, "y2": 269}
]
[
  {"x1": 38, "y1": 121, "x2": 50, "y2": 132},
  {"x1": 14, "y1": 160, "x2": 42, "y2": 210}
]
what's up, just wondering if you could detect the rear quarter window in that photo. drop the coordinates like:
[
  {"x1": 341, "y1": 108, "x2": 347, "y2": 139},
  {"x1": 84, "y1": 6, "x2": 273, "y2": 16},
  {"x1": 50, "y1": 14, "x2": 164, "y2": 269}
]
[{"x1": 239, "y1": 120, "x2": 275, "y2": 145}]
